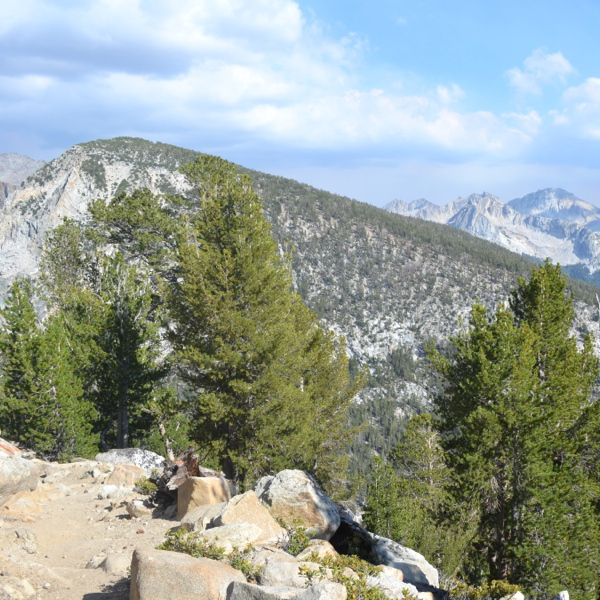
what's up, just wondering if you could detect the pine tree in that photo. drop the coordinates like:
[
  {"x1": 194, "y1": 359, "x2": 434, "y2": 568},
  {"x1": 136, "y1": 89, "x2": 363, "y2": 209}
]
[
  {"x1": 0, "y1": 278, "x2": 97, "y2": 459},
  {"x1": 93, "y1": 253, "x2": 168, "y2": 449},
  {"x1": 364, "y1": 414, "x2": 469, "y2": 575},
  {"x1": 169, "y1": 155, "x2": 358, "y2": 487},
  {"x1": 430, "y1": 261, "x2": 600, "y2": 597},
  {"x1": 40, "y1": 220, "x2": 175, "y2": 452},
  {"x1": 0, "y1": 278, "x2": 40, "y2": 441}
]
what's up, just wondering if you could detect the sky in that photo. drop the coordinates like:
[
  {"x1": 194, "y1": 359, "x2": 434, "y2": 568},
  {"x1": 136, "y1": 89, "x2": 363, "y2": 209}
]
[{"x1": 2, "y1": 0, "x2": 600, "y2": 207}]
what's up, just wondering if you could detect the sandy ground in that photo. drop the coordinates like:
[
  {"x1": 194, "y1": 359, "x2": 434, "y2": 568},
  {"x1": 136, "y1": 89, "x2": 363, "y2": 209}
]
[{"x1": 0, "y1": 460, "x2": 177, "y2": 600}]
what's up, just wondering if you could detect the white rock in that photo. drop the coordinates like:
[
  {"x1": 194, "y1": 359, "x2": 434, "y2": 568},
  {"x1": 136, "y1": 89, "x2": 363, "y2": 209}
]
[
  {"x1": 373, "y1": 535, "x2": 438, "y2": 588},
  {"x1": 255, "y1": 470, "x2": 340, "y2": 541}
]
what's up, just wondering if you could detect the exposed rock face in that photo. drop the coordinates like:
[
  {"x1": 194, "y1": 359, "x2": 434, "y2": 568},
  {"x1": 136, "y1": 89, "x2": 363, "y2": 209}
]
[
  {"x1": 95, "y1": 448, "x2": 166, "y2": 472},
  {"x1": 177, "y1": 476, "x2": 235, "y2": 519},
  {"x1": 259, "y1": 560, "x2": 324, "y2": 588},
  {"x1": 130, "y1": 548, "x2": 246, "y2": 600},
  {"x1": 181, "y1": 503, "x2": 227, "y2": 532},
  {"x1": 255, "y1": 470, "x2": 340, "y2": 541},
  {"x1": 104, "y1": 463, "x2": 146, "y2": 487},
  {"x1": 229, "y1": 582, "x2": 348, "y2": 600},
  {"x1": 209, "y1": 491, "x2": 287, "y2": 544},
  {"x1": 0, "y1": 437, "x2": 22, "y2": 457},
  {"x1": 373, "y1": 535, "x2": 439, "y2": 588},
  {"x1": 0, "y1": 456, "x2": 39, "y2": 505}
]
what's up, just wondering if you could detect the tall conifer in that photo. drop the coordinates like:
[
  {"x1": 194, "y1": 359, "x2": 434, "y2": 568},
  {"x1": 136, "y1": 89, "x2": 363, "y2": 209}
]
[
  {"x1": 430, "y1": 261, "x2": 600, "y2": 597},
  {"x1": 169, "y1": 155, "x2": 358, "y2": 487}
]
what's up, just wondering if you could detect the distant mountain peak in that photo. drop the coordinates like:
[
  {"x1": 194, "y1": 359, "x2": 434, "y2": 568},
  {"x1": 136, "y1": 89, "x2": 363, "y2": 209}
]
[
  {"x1": 385, "y1": 187, "x2": 600, "y2": 272},
  {"x1": 0, "y1": 153, "x2": 46, "y2": 186}
]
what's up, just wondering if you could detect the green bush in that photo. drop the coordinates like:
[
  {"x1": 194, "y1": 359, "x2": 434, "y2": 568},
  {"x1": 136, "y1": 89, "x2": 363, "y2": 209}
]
[
  {"x1": 156, "y1": 529, "x2": 262, "y2": 582},
  {"x1": 302, "y1": 553, "x2": 391, "y2": 600},
  {"x1": 134, "y1": 476, "x2": 158, "y2": 495},
  {"x1": 278, "y1": 520, "x2": 311, "y2": 556}
]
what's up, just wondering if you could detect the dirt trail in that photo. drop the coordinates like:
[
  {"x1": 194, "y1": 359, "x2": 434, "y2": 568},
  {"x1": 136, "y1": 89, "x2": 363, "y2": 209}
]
[{"x1": 0, "y1": 460, "x2": 176, "y2": 600}]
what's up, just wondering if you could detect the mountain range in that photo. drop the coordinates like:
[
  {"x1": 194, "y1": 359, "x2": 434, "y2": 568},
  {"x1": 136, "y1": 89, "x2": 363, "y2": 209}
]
[
  {"x1": 1, "y1": 138, "x2": 599, "y2": 463},
  {"x1": 386, "y1": 189, "x2": 600, "y2": 282}
]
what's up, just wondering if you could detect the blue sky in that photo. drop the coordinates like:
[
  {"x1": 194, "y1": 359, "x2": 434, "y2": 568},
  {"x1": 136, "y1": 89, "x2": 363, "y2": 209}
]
[{"x1": 2, "y1": 0, "x2": 600, "y2": 206}]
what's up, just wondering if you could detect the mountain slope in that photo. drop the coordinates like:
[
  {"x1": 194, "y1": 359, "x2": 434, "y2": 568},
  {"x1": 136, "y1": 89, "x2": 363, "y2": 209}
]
[{"x1": 2, "y1": 138, "x2": 598, "y2": 462}]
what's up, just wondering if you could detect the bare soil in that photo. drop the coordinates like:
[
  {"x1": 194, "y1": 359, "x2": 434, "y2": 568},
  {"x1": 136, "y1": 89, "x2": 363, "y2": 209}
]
[{"x1": 0, "y1": 460, "x2": 177, "y2": 600}]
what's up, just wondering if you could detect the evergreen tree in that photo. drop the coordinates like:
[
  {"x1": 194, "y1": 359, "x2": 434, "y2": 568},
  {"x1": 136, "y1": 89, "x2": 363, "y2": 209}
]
[
  {"x1": 0, "y1": 278, "x2": 97, "y2": 459},
  {"x1": 93, "y1": 253, "x2": 169, "y2": 449},
  {"x1": 0, "y1": 278, "x2": 40, "y2": 441},
  {"x1": 430, "y1": 261, "x2": 600, "y2": 597},
  {"x1": 40, "y1": 220, "x2": 176, "y2": 453},
  {"x1": 169, "y1": 155, "x2": 359, "y2": 487},
  {"x1": 363, "y1": 456, "x2": 401, "y2": 539},
  {"x1": 364, "y1": 414, "x2": 469, "y2": 575}
]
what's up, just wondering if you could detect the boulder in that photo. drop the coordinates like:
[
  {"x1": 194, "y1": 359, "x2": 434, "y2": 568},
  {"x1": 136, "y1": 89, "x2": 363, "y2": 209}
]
[
  {"x1": 97, "y1": 484, "x2": 131, "y2": 500},
  {"x1": 181, "y1": 503, "x2": 226, "y2": 532},
  {"x1": 380, "y1": 566, "x2": 404, "y2": 582},
  {"x1": 177, "y1": 476, "x2": 234, "y2": 519},
  {"x1": 0, "y1": 485, "x2": 57, "y2": 519},
  {"x1": 130, "y1": 548, "x2": 246, "y2": 600},
  {"x1": 208, "y1": 491, "x2": 287, "y2": 545},
  {"x1": 366, "y1": 573, "x2": 419, "y2": 599},
  {"x1": 259, "y1": 561, "x2": 324, "y2": 588},
  {"x1": 228, "y1": 582, "x2": 303, "y2": 600},
  {"x1": 296, "y1": 540, "x2": 338, "y2": 561},
  {"x1": 245, "y1": 547, "x2": 298, "y2": 569},
  {"x1": 198, "y1": 523, "x2": 268, "y2": 554},
  {"x1": 0, "y1": 456, "x2": 38, "y2": 505},
  {"x1": 228, "y1": 582, "x2": 347, "y2": 600},
  {"x1": 105, "y1": 463, "x2": 146, "y2": 487},
  {"x1": 100, "y1": 553, "x2": 131, "y2": 576},
  {"x1": 0, "y1": 437, "x2": 22, "y2": 457},
  {"x1": 295, "y1": 584, "x2": 347, "y2": 600},
  {"x1": 373, "y1": 535, "x2": 438, "y2": 588},
  {"x1": 255, "y1": 471, "x2": 340, "y2": 540},
  {"x1": 95, "y1": 448, "x2": 165, "y2": 473},
  {"x1": 551, "y1": 593, "x2": 569, "y2": 600}
]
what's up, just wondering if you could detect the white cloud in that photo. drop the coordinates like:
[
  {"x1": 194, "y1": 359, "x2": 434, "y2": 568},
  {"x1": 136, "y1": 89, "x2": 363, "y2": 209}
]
[
  {"x1": 507, "y1": 48, "x2": 574, "y2": 95},
  {"x1": 552, "y1": 78, "x2": 600, "y2": 139},
  {"x1": 0, "y1": 0, "x2": 542, "y2": 163}
]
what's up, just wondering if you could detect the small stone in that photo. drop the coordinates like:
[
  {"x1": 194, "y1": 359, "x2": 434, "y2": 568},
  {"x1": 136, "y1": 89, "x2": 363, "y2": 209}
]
[
  {"x1": 86, "y1": 555, "x2": 106, "y2": 569},
  {"x1": 126, "y1": 500, "x2": 151, "y2": 519}
]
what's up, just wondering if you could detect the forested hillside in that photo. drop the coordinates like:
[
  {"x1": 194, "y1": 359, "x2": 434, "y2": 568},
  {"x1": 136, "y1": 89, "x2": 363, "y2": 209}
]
[{"x1": 1, "y1": 138, "x2": 599, "y2": 469}]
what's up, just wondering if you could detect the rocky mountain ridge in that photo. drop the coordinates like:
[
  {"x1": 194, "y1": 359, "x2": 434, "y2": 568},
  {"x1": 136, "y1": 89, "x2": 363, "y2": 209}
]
[
  {"x1": 2, "y1": 138, "x2": 599, "y2": 460},
  {"x1": 386, "y1": 188, "x2": 600, "y2": 276}
]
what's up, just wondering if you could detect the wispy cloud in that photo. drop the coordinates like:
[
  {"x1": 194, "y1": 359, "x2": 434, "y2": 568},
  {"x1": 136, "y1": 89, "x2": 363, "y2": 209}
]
[
  {"x1": 506, "y1": 47, "x2": 574, "y2": 95},
  {"x1": 0, "y1": 1, "x2": 558, "y2": 167}
]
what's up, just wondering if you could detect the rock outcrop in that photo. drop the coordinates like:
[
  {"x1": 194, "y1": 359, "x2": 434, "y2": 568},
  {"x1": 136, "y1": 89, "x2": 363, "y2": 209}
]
[
  {"x1": 0, "y1": 455, "x2": 39, "y2": 505},
  {"x1": 255, "y1": 470, "x2": 340, "y2": 541},
  {"x1": 130, "y1": 548, "x2": 246, "y2": 600},
  {"x1": 96, "y1": 448, "x2": 166, "y2": 473}
]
